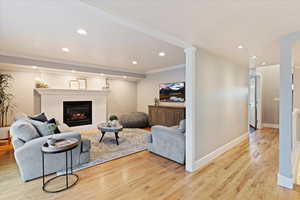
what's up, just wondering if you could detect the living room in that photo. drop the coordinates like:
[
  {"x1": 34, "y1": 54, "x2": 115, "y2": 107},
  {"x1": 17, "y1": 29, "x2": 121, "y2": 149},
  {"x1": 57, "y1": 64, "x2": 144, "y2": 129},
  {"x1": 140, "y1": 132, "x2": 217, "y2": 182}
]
[
  {"x1": 5, "y1": 0, "x2": 295, "y2": 199},
  {"x1": 0, "y1": 58, "x2": 187, "y2": 166},
  {"x1": 0, "y1": 0, "x2": 193, "y2": 196}
]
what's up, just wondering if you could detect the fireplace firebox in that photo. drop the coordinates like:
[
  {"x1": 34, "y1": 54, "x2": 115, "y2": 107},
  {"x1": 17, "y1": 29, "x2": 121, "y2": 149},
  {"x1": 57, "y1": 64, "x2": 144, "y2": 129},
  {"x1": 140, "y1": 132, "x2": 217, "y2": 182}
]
[{"x1": 63, "y1": 101, "x2": 92, "y2": 127}]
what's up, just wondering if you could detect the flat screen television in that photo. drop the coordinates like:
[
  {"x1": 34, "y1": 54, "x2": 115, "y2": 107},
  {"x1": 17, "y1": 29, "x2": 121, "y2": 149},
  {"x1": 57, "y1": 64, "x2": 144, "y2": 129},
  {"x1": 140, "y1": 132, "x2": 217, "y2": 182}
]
[{"x1": 159, "y1": 82, "x2": 185, "y2": 102}]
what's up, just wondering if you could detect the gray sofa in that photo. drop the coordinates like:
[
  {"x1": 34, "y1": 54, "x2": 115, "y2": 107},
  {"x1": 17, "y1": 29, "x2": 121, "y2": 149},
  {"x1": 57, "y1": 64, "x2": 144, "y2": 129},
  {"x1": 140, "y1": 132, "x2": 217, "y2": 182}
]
[
  {"x1": 149, "y1": 120, "x2": 185, "y2": 164},
  {"x1": 10, "y1": 120, "x2": 91, "y2": 182}
]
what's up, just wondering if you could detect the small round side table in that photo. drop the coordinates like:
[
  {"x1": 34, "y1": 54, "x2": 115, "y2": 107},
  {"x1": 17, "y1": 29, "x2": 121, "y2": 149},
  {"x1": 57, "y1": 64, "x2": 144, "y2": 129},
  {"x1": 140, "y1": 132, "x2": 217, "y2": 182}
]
[
  {"x1": 41, "y1": 138, "x2": 79, "y2": 193},
  {"x1": 97, "y1": 125, "x2": 123, "y2": 145}
]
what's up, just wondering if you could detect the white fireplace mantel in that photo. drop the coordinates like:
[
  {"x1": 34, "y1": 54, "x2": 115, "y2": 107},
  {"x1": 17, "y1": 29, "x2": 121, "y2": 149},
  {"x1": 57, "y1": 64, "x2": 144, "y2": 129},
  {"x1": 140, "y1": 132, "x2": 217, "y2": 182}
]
[
  {"x1": 34, "y1": 88, "x2": 110, "y2": 95},
  {"x1": 34, "y1": 88, "x2": 109, "y2": 130}
]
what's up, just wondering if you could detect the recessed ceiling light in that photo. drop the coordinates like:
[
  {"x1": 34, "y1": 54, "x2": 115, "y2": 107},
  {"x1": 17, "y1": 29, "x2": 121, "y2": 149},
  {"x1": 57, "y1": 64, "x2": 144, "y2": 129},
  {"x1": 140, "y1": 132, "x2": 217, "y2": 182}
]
[
  {"x1": 251, "y1": 56, "x2": 257, "y2": 59},
  {"x1": 123, "y1": 76, "x2": 127, "y2": 79},
  {"x1": 71, "y1": 70, "x2": 76, "y2": 73},
  {"x1": 77, "y1": 29, "x2": 87, "y2": 35},
  {"x1": 261, "y1": 62, "x2": 267, "y2": 66},
  {"x1": 32, "y1": 66, "x2": 37, "y2": 69},
  {"x1": 238, "y1": 45, "x2": 244, "y2": 49},
  {"x1": 132, "y1": 61, "x2": 138, "y2": 65},
  {"x1": 159, "y1": 52, "x2": 166, "y2": 57},
  {"x1": 62, "y1": 48, "x2": 70, "y2": 52}
]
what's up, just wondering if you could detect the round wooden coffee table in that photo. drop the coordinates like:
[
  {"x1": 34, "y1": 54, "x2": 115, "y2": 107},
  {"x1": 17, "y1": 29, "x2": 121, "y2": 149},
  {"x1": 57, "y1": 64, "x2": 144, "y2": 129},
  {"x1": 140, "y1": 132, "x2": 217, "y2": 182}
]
[
  {"x1": 41, "y1": 138, "x2": 79, "y2": 193},
  {"x1": 97, "y1": 125, "x2": 123, "y2": 145}
]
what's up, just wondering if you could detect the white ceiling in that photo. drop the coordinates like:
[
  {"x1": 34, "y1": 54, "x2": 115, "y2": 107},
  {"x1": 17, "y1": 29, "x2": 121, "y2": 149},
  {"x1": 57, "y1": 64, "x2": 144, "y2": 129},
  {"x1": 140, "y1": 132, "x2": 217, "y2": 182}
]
[
  {"x1": 0, "y1": 0, "x2": 185, "y2": 74},
  {"x1": 82, "y1": 0, "x2": 300, "y2": 66}
]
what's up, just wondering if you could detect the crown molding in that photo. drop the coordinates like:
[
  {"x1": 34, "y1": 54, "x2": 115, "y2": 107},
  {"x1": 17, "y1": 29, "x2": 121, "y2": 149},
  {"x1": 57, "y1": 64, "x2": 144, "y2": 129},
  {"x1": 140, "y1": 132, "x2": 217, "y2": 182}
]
[{"x1": 145, "y1": 64, "x2": 185, "y2": 74}]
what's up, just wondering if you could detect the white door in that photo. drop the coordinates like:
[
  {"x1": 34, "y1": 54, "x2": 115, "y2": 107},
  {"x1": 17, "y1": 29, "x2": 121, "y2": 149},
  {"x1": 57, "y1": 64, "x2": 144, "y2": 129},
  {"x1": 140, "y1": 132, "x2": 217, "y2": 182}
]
[{"x1": 249, "y1": 76, "x2": 257, "y2": 128}]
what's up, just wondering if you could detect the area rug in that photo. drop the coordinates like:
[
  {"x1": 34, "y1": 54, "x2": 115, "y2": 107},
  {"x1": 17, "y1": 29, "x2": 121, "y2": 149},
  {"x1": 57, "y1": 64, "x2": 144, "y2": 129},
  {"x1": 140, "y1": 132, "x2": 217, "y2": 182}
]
[{"x1": 59, "y1": 128, "x2": 151, "y2": 174}]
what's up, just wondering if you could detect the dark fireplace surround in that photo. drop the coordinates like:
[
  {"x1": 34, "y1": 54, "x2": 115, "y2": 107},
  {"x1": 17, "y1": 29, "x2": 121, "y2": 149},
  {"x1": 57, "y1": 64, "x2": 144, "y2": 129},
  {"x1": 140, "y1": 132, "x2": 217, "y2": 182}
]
[{"x1": 63, "y1": 101, "x2": 92, "y2": 127}]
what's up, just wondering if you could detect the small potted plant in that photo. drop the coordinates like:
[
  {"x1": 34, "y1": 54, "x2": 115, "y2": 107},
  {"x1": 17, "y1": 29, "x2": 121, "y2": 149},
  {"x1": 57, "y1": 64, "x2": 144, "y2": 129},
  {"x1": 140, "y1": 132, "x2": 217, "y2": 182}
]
[
  {"x1": 109, "y1": 115, "x2": 119, "y2": 127},
  {"x1": 0, "y1": 73, "x2": 15, "y2": 143}
]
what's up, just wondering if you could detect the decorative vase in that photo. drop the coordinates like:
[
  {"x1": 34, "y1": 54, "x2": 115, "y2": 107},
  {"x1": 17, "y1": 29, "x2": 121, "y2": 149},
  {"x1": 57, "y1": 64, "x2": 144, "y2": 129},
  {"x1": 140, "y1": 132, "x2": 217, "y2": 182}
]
[{"x1": 111, "y1": 120, "x2": 119, "y2": 127}]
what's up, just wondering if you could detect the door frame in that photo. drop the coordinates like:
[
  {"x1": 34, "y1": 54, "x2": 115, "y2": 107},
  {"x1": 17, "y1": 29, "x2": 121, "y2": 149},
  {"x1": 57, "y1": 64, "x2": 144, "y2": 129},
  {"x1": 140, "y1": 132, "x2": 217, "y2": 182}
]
[
  {"x1": 249, "y1": 74, "x2": 258, "y2": 129},
  {"x1": 248, "y1": 72, "x2": 263, "y2": 130}
]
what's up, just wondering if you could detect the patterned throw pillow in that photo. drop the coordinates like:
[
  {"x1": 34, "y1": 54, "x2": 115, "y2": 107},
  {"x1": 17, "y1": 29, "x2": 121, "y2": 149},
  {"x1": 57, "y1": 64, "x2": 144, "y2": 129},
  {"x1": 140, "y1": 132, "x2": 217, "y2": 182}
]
[{"x1": 47, "y1": 118, "x2": 61, "y2": 134}]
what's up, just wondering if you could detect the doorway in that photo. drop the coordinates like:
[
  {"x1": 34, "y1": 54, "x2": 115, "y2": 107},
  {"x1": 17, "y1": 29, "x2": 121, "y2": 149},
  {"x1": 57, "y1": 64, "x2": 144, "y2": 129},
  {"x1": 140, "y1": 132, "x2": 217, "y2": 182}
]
[{"x1": 249, "y1": 73, "x2": 262, "y2": 132}]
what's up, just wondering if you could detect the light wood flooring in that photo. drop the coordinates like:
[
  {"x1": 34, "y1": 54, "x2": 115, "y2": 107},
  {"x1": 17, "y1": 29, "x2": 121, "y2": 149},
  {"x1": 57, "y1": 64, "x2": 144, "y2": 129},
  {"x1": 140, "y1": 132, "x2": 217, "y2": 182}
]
[{"x1": 1, "y1": 128, "x2": 300, "y2": 200}]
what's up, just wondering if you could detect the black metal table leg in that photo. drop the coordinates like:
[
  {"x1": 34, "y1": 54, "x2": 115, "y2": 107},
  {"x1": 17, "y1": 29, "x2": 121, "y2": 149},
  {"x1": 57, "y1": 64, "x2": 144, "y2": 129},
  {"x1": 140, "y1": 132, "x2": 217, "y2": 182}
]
[
  {"x1": 42, "y1": 152, "x2": 45, "y2": 186},
  {"x1": 115, "y1": 132, "x2": 119, "y2": 145},
  {"x1": 71, "y1": 149, "x2": 73, "y2": 174},
  {"x1": 99, "y1": 131, "x2": 105, "y2": 142},
  {"x1": 66, "y1": 151, "x2": 68, "y2": 188}
]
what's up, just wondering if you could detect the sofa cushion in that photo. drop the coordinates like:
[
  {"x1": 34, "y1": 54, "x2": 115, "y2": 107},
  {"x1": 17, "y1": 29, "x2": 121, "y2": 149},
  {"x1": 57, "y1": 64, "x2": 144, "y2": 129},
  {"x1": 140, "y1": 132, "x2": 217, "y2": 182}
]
[
  {"x1": 81, "y1": 139, "x2": 91, "y2": 153},
  {"x1": 178, "y1": 120, "x2": 186, "y2": 133},
  {"x1": 11, "y1": 120, "x2": 40, "y2": 142},
  {"x1": 29, "y1": 113, "x2": 48, "y2": 122},
  {"x1": 29, "y1": 119, "x2": 55, "y2": 137}
]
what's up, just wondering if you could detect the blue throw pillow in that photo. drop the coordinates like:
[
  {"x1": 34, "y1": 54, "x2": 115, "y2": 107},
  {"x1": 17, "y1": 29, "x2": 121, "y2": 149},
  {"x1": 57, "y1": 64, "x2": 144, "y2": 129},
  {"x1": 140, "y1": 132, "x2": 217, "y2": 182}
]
[
  {"x1": 28, "y1": 119, "x2": 55, "y2": 137},
  {"x1": 29, "y1": 113, "x2": 48, "y2": 122}
]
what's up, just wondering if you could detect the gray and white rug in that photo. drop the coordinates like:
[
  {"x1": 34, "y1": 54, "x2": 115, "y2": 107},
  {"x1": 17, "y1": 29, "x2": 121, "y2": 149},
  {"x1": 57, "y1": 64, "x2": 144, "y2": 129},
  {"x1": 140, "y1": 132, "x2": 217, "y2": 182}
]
[{"x1": 60, "y1": 128, "x2": 151, "y2": 173}]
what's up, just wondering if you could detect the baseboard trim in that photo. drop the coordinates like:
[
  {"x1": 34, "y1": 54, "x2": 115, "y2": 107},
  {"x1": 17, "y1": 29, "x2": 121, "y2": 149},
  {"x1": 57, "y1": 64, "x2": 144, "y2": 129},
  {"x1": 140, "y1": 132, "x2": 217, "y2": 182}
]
[
  {"x1": 192, "y1": 133, "x2": 248, "y2": 171},
  {"x1": 263, "y1": 123, "x2": 279, "y2": 129},
  {"x1": 277, "y1": 173, "x2": 294, "y2": 189}
]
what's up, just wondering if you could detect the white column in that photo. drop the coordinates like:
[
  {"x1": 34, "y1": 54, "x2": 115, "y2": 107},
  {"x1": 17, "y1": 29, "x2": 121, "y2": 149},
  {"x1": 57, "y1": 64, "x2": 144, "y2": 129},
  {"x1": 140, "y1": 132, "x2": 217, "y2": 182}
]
[
  {"x1": 278, "y1": 38, "x2": 294, "y2": 189},
  {"x1": 184, "y1": 47, "x2": 197, "y2": 172}
]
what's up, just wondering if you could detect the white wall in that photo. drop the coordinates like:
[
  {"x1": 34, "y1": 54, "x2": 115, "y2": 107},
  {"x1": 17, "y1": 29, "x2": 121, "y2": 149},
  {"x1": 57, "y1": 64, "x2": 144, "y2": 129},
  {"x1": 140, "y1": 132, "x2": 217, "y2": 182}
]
[
  {"x1": 107, "y1": 79, "x2": 137, "y2": 116},
  {"x1": 195, "y1": 49, "x2": 249, "y2": 160},
  {"x1": 137, "y1": 67, "x2": 185, "y2": 113},
  {"x1": 0, "y1": 66, "x2": 137, "y2": 123},
  {"x1": 256, "y1": 65, "x2": 280, "y2": 125}
]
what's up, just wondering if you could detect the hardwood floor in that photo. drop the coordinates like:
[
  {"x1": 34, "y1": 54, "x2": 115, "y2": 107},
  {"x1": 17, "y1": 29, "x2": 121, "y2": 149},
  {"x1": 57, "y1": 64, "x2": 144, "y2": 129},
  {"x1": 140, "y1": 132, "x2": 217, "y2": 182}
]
[{"x1": 1, "y1": 128, "x2": 300, "y2": 200}]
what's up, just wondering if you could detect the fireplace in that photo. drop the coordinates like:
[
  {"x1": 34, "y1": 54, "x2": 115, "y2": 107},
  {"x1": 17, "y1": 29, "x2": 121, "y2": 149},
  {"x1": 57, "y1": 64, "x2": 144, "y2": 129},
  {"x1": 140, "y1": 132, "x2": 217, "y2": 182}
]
[{"x1": 63, "y1": 101, "x2": 92, "y2": 127}]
